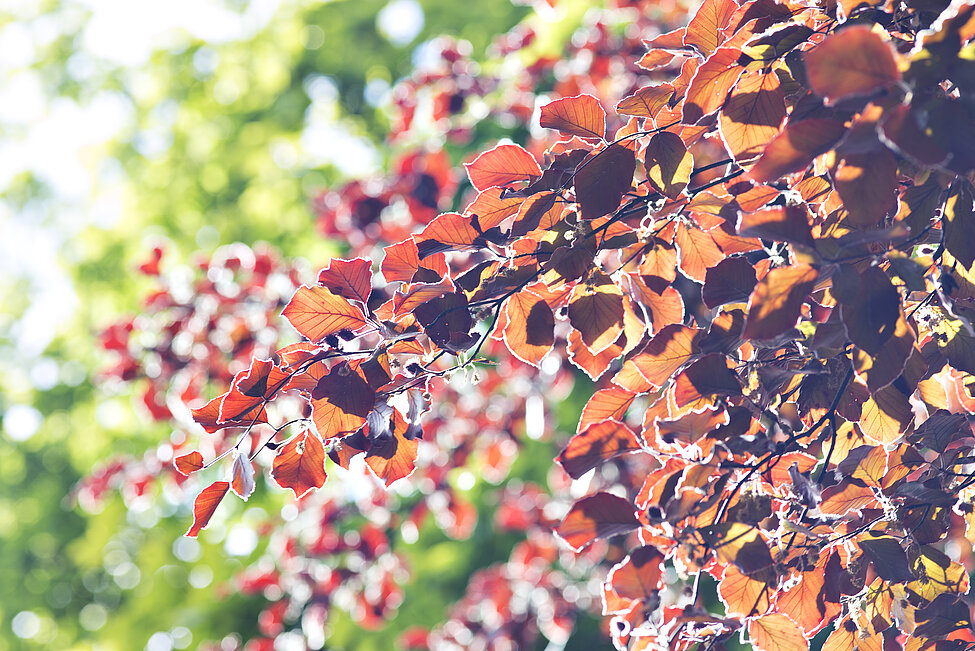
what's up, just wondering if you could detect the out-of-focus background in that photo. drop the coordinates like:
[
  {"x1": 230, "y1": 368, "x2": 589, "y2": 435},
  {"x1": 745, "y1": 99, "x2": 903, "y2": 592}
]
[{"x1": 1, "y1": 0, "x2": 667, "y2": 648}]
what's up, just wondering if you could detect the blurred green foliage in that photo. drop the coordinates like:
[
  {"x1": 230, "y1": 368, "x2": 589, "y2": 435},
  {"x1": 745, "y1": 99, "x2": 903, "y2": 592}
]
[{"x1": 0, "y1": 1, "x2": 535, "y2": 649}]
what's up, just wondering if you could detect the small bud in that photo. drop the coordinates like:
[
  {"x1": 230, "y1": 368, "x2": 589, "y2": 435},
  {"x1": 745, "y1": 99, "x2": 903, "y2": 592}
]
[
  {"x1": 338, "y1": 329, "x2": 356, "y2": 341},
  {"x1": 324, "y1": 334, "x2": 340, "y2": 348}
]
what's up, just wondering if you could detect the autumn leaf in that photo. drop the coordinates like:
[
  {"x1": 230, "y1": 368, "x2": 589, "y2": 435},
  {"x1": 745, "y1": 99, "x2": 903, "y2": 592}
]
[
  {"x1": 464, "y1": 143, "x2": 541, "y2": 192},
  {"x1": 271, "y1": 430, "x2": 327, "y2": 499},
  {"x1": 556, "y1": 492, "x2": 639, "y2": 551},
  {"x1": 644, "y1": 131, "x2": 693, "y2": 199},
  {"x1": 804, "y1": 26, "x2": 901, "y2": 103},
  {"x1": 539, "y1": 94, "x2": 606, "y2": 139},
  {"x1": 567, "y1": 271, "x2": 625, "y2": 353},
  {"x1": 615, "y1": 84, "x2": 674, "y2": 119},
  {"x1": 749, "y1": 119, "x2": 847, "y2": 183},
  {"x1": 502, "y1": 290, "x2": 555, "y2": 366},
  {"x1": 186, "y1": 481, "x2": 230, "y2": 538},
  {"x1": 174, "y1": 451, "x2": 204, "y2": 476},
  {"x1": 742, "y1": 263, "x2": 818, "y2": 341},
  {"x1": 282, "y1": 285, "x2": 368, "y2": 343},
  {"x1": 683, "y1": 0, "x2": 736, "y2": 55},
  {"x1": 622, "y1": 324, "x2": 699, "y2": 389},
  {"x1": 317, "y1": 257, "x2": 372, "y2": 306},
  {"x1": 718, "y1": 69, "x2": 786, "y2": 163},
  {"x1": 574, "y1": 143, "x2": 636, "y2": 220},
  {"x1": 748, "y1": 614, "x2": 806, "y2": 651},
  {"x1": 557, "y1": 420, "x2": 645, "y2": 479}
]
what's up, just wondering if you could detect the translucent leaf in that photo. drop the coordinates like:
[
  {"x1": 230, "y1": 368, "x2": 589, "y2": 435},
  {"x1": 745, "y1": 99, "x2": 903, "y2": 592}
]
[
  {"x1": 718, "y1": 69, "x2": 786, "y2": 163},
  {"x1": 748, "y1": 614, "x2": 806, "y2": 651},
  {"x1": 804, "y1": 26, "x2": 901, "y2": 103},
  {"x1": 557, "y1": 420, "x2": 645, "y2": 479},
  {"x1": 282, "y1": 285, "x2": 368, "y2": 342},
  {"x1": 186, "y1": 481, "x2": 230, "y2": 538},
  {"x1": 464, "y1": 143, "x2": 541, "y2": 192},
  {"x1": 539, "y1": 94, "x2": 606, "y2": 139},
  {"x1": 174, "y1": 451, "x2": 204, "y2": 476},
  {"x1": 644, "y1": 131, "x2": 693, "y2": 199},
  {"x1": 555, "y1": 492, "x2": 639, "y2": 551},
  {"x1": 502, "y1": 290, "x2": 555, "y2": 366},
  {"x1": 742, "y1": 263, "x2": 818, "y2": 340},
  {"x1": 271, "y1": 430, "x2": 327, "y2": 499},
  {"x1": 749, "y1": 119, "x2": 847, "y2": 183},
  {"x1": 317, "y1": 257, "x2": 372, "y2": 306}
]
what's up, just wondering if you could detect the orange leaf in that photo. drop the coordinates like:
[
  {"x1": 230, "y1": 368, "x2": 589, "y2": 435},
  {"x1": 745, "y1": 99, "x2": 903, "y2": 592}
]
[
  {"x1": 574, "y1": 143, "x2": 636, "y2": 220},
  {"x1": 804, "y1": 25, "x2": 900, "y2": 103},
  {"x1": 317, "y1": 257, "x2": 372, "y2": 306},
  {"x1": 365, "y1": 412, "x2": 420, "y2": 487},
  {"x1": 676, "y1": 223, "x2": 724, "y2": 283},
  {"x1": 749, "y1": 119, "x2": 847, "y2": 183},
  {"x1": 684, "y1": 0, "x2": 737, "y2": 55},
  {"x1": 859, "y1": 385, "x2": 913, "y2": 446},
  {"x1": 623, "y1": 324, "x2": 698, "y2": 388},
  {"x1": 616, "y1": 84, "x2": 674, "y2": 119},
  {"x1": 539, "y1": 94, "x2": 606, "y2": 140},
  {"x1": 777, "y1": 571, "x2": 830, "y2": 637},
  {"x1": 568, "y1": 272, "x2": 625, "y2": 353},
  {"x1": 174, "y1": 451, "x2": 204, "y2": 476},
  {"x1": 718, "y1": 565, "x2": 771, "y2": 617},
  {"x1": 605, "y1": 546, "x2": 664, "y2": 608},
  {"x1": 503, "y1": 290, "x2": 555, "y2": 366},
  {"x1": 464, "y1": 187, "x2": 524, "y2": 230},
  {"x1": 186, "y1": 480, "x2": 230, "y2": 538},
  {"x1": 311, "y1": 362, "x2": 375, "y2": 440},
  {"x1": 555, "y1": 492, "x2": 639, "y2": 552},
  {"x1": 271, "y1": 430, "x2": 327, "y2": 499},
  {"x1": 464, "y1": 143, "x2": 541, "y2": 192},
  {"x1": 644, "y1": 131, "x2": 694, "y2": 199},
  {"x1": 682, "y1": 47, "x2": 743, "y2": 123},
  {"x1": 819, "y1": 479, "x2": 878, "y2": 515},
  {"x1": 718, "y1": 69, "x2": 786, "y2": 163},
  {"x1": 742, "y1": 263, "x2": 818, "y2": 340},
  {"x1": 416, "y1": 212, "x2": 486, "y2": 258},
  {"x1": 282, "y1": 285, "x2": 368, "y2": 342},
  {"x1": 557, "y1": 420, "x2": 645, "y2": 479},
  {"x1": 748, "y1": 614, "x2": 807, "y2": 651},
  {"x1": 578, "y1": 386, "x2": 636, "y2": 433}
]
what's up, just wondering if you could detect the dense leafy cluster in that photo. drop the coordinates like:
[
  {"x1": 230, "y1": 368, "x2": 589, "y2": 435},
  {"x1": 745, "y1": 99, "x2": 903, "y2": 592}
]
[{"x1": 96, "y1": 0, "x2": 975, "y2": 648}]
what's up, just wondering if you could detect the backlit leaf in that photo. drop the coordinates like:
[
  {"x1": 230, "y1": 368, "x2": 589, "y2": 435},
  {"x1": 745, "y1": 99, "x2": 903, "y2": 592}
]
[
  {"x1": 539, "y1": 94, "x2": 606, "y2": 139},
  {"x1": 622, "y1": 324, "x2": 699, "y2": 388},
  {"x1": 231, "y1": 452, "x2": 255, "y2": 500},
  {"x1": 719, "y1": 565, "x2": 771, "y2": 617},
  {"x1": 684, "y1": 0, "x2": 737, "y2": 55},
  {"x1": 574, "y1": 143, "x2": 636, "y2": 220},
  {"x1": 186, "y1": 481, "x2": 230, "y2": 538},
  {"x1": 557, "y1": 420, "x2": 645, "y2": 479},
  {"x1": 568, "y1": 272, "x2": 625, "y2": 353},
  {"x1": 282, "y1": 285, "x2": 368, "y2": 343},
  {"x1": 616, "y1": 84, "x2": 674, "y2": 119},
  {"x1": 743, "y1": 264, "x2": 818, "y2": 340},
  {"x1": 174, "y1": 451, "x2": 204, "y2": 476},
  {"x1": 777, "y1": 571, "x2": 829, "y2": 637},
  {"x1": 644, "y1": 131, "x2": 693, "y2": 199},
  {"x1": 859, "y1": 385, "x2": 912, "y2": 446},
  {"x1": 675, "y1": 223, "x2": 724, "y2": 283},
  {"x1": 804, "y1": 26, "x2": 901, "y2": 103},
  {"x1": 682, "y1": 47, "x2": 743, "y2": 123},
  {"x1": 416, "y1": 212, "x2": 486, "y2": 258},
  {"x1": 465, "y1": 187, "x2": 524, "y2": 230},
  {"x1": 718, "y1": 69, "x2": 786, "y2": 163},
  {"x1": 464, "y1": 143, "x2": 542, "y2": 192},
  {"x1": 271, "y1": 430, "x2": 327, "y2": 499},
  {"x1": 834, "y1": 149, "x2": 898, "y2": 229},
  {"x1": 503, "y1": 290, "x2": 555, "y2": 366},
  {"x1": 365, "y1": 411, "x2": 419, "y2": 487},
  {"x1": 749, "y1": 119, "x2": 847, "y2": 183},
  {"x1": 606, "y1": 546, "x2": 664, "y2": 604},
  {"x1": 748, "y1": 614, "x2": 806, "y2": 651},
  {"x1": 578, "y1": 387, "x2": 636, "y2": 433},
  {"x1": 819, "y1": 479, "x2": 878, "y2": 515},
  {"x1": 555, "y1": 492, "x2": 639, "y2": 551},
  {"x1": 317, "y1": 257, "x2": 372, "y2": 306}
]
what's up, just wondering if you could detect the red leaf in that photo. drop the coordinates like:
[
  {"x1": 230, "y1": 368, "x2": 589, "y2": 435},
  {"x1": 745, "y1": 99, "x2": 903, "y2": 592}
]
[
  {"x1": 382, "y1": 238, "x2": 421, "y2": 283},
  {"x1": 675, "y1": 223, "x2": 724, "y2": 283},
  {"x1": 718, "y1": 69, "x2": 786, "y2": 163},
  {"x1": 311, "y1": 362, "x2": 375, "y2": 440},
  {"x1": 464, "y1": 144, "x2": 541, "y2": 192},
  {"x1": 502, "y1": 290, "x2": 555, "y2": 366},
  {"x1": 578, "y1": 387, "x2": 636, "y2": 433},
  {"x1": 749, "y1": 119, "x2": 846, "y2": 183},
  {"x1": 365, "y1": 411, "x2": 419, "y2": 486},
  {"x1": 574, "y1": 143, "x2": 636, "y2": 220},
  {"x1": 174, "y1": 451, "x2": 204, "y2": 476},
  {"x1": 804, "y1": 26, "x2": 901, "y2": 103},
  {"x1": 539, "y1": 94, "x2": 606, "y2": 139},
  {"x1": 317, "y1": 257, "x2": 372, "y2": 306},
  {"x1": 742, "y1": 264, "x2": 818, "y2": 340},
  {"x1": 271, "y1": 430, "x2": 327, "y2": 499},
  {"x1": 282, "y1": 285, "x2": 368, "y2": 342},
  {"x1": 605, "y1": 546, "x2": 664, "y2": 610},
  {"x1": 558, "y1": 420, "x2": 645, "y2": 479},
  {"x1": 186, "y1": 481, "x2": 230, "y2": 538},
  {"x1": 556, "y1": 492, "x2": 639, "y2": 551},
  {"x1": 644, "y1": 131, "x2": 693, "y2": 199},
  {"x1": 465, "y1": 187, "x2": 524, "y2": 230}
]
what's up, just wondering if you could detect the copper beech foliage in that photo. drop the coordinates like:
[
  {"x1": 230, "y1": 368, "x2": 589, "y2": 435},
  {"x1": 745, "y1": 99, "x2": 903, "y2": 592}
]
[{"x1": 94, "y1": 0, "x2": 975, "y2": 648}]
